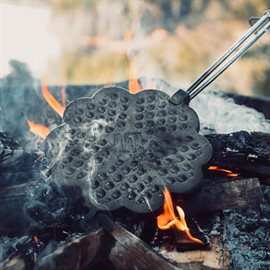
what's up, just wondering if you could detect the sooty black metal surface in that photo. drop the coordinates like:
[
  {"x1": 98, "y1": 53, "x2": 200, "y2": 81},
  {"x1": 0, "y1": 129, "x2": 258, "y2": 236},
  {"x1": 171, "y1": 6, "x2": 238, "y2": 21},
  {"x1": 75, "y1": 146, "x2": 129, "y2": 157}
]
[{"x1": 45, "y1": 87, "x2": 212, "y2": 213}]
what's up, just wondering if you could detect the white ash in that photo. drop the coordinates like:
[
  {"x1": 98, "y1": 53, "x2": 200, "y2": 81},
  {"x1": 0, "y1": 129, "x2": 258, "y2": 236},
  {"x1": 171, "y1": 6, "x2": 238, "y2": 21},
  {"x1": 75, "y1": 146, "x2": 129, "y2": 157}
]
[{"x1": 189, "y1": 90, "x2": 270, "y2": 134}]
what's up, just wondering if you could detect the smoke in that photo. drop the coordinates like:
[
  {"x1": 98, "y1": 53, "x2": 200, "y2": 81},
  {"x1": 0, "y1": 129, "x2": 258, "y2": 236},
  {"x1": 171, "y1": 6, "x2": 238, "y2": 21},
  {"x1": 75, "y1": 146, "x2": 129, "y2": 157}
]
[
  {"x1": 45, "y1": 124, "x2": 72, "y2": 170},
  {"x1": 82, "y1": 119, "x2": 109, "y2": 208},
  {"x1": 45, "y1": 118, "x2": 110, "y2": 209}
]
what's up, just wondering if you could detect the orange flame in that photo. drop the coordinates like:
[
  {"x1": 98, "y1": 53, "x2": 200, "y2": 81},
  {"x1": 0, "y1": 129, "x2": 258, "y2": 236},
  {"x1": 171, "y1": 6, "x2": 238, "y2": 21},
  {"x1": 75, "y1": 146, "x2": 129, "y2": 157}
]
[
  {"x1": 128, "y1": 61, "x2": 141, "y2": 94},
  {"x1": 129, "y1": 79, "x2": 141, "y2": 94},
  {"x1": 42, "y1": 83, "x2": 65, "y2": 117},
  {"x1": 26, "y1": 83, "x2": 66, "y2": 139},
  {"x1": 157, "y1": 188, "x2": 203, "y2": 244},
  {"x1": 208, "y1": 166, "x2": 238, "y2": 177},
  {"x1": 27, "y1": 120, "x2": 50, "y2": 139}
]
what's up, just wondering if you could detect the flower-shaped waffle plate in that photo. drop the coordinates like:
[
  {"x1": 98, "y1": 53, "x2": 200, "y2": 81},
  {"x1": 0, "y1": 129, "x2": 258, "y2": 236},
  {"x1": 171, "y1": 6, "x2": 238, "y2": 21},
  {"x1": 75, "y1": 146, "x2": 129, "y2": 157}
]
[{"x1": 45, "y1": 87, "x2": 212, "y2": 213}]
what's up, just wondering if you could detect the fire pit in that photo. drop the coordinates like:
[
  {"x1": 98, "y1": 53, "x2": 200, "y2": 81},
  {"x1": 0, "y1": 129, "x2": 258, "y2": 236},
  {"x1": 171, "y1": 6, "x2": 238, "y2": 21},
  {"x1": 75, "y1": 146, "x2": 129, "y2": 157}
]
[
  {"x1": 0, "y1": 10, "x2": 270, "y2": 270},
  {"x1": 1, "y1": 70, "x2": 270, "y2": 269}
]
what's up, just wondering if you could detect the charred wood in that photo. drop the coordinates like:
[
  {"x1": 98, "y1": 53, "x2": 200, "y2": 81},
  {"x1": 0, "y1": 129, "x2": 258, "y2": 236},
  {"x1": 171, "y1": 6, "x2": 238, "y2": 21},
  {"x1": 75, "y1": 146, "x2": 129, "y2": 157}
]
[
  {"x1": 161, "y1": 238, "x2": 230, "y2": 270},
  {"x1": 0, "y1": 132, "x2": 23, "y2": 167},
  {"x1": 0, "y1": 132, "x2": 43, "y2": 188},
  {"x1": 99, "y1": 214, "x2": 230, "y2": 270},
  {"x1": 181, "y1": 178, "x2": 261, "y2": 216},
  {"x1": 0, "y1": 181, "x2": 38, "y2": 236},
  {"x1": 206, "y1": 131, "x2": 270, "y2": 178},
  {"x1": 29, "y1": 215, "x2": 229, "y2": 270},
  {"x1": 0, "y1": 181, "x2": 92, "y2": 236},
  {"x1": 34, "y1": 229, "x2": 109, "y2": 270},
  {"x1": 206, "y1": 131, "x2": 270, "y2": 159},
  {"x1": 0, "y1": 255, "x2": 25, "y2": 270},
  {"x1": 98, "y1": 213, "x2": 178, "y2": 270},
  {"x1": 0, "y1": 177, "x2": 261, "y2": 235}
]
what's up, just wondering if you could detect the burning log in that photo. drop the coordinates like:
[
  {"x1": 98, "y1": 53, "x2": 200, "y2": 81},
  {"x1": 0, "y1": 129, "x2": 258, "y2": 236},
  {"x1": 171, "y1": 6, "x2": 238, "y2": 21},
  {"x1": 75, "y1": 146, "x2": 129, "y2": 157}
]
[{"x1": 206, "y1": 131, "x2": 270, "y2": 178}]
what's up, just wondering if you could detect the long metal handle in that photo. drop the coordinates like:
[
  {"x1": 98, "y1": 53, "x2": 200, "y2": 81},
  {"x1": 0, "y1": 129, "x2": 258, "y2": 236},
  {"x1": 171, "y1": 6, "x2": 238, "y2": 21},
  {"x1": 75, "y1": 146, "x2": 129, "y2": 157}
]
[{"x1": 187, "y1": 10, "x2": 270, "y2": 100}]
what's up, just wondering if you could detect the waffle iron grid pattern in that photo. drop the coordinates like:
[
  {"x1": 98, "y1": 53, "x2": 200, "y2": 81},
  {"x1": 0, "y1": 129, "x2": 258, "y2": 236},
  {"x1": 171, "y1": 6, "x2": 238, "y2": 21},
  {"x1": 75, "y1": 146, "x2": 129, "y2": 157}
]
[{"x1": 45, "y1": 87, "x2": 212, "y2": 213}]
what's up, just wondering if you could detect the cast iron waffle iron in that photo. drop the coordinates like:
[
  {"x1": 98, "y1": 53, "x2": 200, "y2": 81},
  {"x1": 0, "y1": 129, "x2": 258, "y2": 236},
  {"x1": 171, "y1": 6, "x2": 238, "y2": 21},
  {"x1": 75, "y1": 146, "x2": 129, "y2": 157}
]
[{"x1": 45, "y1": 11, "x2": 270, "y2": 213}]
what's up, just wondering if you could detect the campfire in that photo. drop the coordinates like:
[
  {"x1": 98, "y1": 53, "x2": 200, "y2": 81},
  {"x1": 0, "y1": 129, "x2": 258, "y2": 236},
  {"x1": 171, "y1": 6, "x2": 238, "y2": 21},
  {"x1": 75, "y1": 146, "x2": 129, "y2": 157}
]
[
  {"x1": 1, "y1": 7, "x2": 270, "y2": 270},
  {"x1": 1, "y1": 76, "x2": 270, "y2": 269}
]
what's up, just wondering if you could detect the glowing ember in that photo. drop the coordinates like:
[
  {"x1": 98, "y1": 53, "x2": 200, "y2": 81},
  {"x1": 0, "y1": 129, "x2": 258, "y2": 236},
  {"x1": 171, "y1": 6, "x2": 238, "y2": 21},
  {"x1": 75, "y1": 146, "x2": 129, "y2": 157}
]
[
  {"x1": 208, "y1": 166, "x2": 239, "y2": 177},
  {"x1": 33, "y1": 235, "x2": 39, "y2": 245},
  {"x1": 27, "y1": 119, "x2": 50, "y2": 140},
  {"x1": 42, "y1": 83, "x2": 65, "y2": 117},
  {"x1": 157, "y1": 188, "x2": 203, "y2": 244}
]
